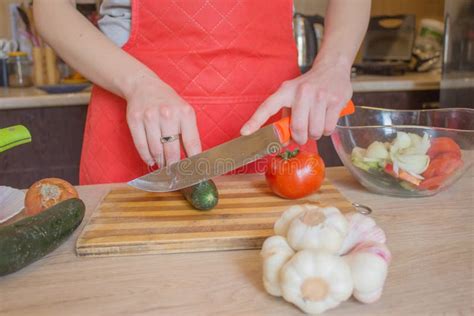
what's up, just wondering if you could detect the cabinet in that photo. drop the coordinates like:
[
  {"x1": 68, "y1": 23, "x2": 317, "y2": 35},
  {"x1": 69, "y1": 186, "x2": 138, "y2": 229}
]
[{"x1": 0, "y1": 105, "x2": 87, "y2": 188}]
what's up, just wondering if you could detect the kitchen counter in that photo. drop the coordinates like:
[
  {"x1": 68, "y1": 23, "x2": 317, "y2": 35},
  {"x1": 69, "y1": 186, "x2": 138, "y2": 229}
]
[
  {"x1": 1, "y1": 167, "x2": 472, "y2": 315},
  {"x1": 0, "y1": 72, "x2": 441, "y2": 110},
  {"x1": 351, "y1": 71, "x2": 441, "y2": 92},
  {"x1": 0, "y1": 86, "x2": 91, "y2": 110}
]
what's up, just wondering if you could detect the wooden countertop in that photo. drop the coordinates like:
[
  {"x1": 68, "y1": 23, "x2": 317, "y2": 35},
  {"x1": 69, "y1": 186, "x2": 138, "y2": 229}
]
[
  {"x1": 0, "y1": 167, "x2": 472, "y2": 315},
  {"x1": 0, "y1": 72, "x2": 441, "y2": 110}
]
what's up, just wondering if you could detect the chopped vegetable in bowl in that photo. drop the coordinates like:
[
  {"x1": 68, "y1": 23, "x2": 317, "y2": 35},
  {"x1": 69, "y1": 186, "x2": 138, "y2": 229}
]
[
  {"x1": 331, "y1": 106, "x2": 473, "y2": 197},
  {"x1": 351, "y1": 132, "x2": 464, "y2": 194}
]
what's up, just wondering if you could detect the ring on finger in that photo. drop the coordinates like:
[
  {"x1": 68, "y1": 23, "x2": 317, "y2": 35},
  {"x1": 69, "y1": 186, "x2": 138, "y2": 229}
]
[{"x1": 160, "y1": 134, "x2": 180, "y2": 144}]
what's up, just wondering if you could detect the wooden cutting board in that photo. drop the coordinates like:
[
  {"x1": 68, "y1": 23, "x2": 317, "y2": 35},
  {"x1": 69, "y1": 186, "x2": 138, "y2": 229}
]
[{"x1": 76, "y1": 176, "x2": 354, "y2": 257}]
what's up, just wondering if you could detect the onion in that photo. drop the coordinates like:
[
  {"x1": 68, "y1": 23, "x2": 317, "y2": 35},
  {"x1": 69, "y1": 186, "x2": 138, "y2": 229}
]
[
  {"x1": 352, "y1": 147, "x2": 367, "y2": 160},
  {"x1": 406, "y1": 170, "x2": 425, "y2": 180},
  {"x1": 392, "y1": 154, "x2": 430, "y2": 175},
  {"x1": 366, "y1": 141, "x2": 389, "y2": 160},
  {"x1": 363, "y1": 157, "x2": 381, "y2": 163},
  {"x1": 402, "y1": 133, "x2": 431, "y2": 155},
  {"x1": 392, "y1": 160, "x2": 400, "y2": 175},
  {"x1": 392, "y1": 132, "x2": 412, "y2": 150}
]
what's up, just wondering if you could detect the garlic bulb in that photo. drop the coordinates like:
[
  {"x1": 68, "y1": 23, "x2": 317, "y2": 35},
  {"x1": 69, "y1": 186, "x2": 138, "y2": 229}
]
[
  {"x1": 274, "y1": 205, "x2": 306, "y2": 236},
  {"x1": 280, "y1": 250, "x2": 353, "y2": 314},
  {"x1": 260, "y1": 236, "x2": 295, "y2": 296},
  {"x1": 286, "y1": 206, "x2": 349, "y2": 252},
  {"x1": 344, "y1": 242, "x2": 391, "y2": 304},
  {"x1": 338, "y1": 212, "x2": 387, "y2": 255},
  {"x1": 262, "y1": 205, "x2": 391, "y2": 313}
]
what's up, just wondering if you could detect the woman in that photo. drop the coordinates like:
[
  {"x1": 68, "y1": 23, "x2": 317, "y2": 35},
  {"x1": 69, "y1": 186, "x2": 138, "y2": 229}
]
[{"x1": 34, "y1": 0, "x2": 371, "y2": 184}]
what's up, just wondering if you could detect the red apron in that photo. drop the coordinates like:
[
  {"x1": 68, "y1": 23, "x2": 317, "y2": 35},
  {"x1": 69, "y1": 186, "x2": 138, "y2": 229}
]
[{"x1": 80, "y1": 0, "x2": 316, "y2": 185}]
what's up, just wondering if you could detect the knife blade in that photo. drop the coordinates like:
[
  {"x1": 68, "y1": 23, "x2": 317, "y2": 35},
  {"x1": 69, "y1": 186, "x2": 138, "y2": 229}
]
[{"x1": 128, "y1": 100, "x2": 355, "y2": 192}]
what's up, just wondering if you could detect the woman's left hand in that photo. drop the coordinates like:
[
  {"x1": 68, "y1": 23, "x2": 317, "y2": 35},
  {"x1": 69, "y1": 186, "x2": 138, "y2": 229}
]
[{"x1": 240, "y1": 60, "x2": 352, "y2": 145}]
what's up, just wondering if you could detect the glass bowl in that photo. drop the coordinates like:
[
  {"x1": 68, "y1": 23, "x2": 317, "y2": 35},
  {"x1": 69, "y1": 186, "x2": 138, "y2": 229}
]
[{"x1": 331, "y1": 106, "x2": 474, "y2": 197}]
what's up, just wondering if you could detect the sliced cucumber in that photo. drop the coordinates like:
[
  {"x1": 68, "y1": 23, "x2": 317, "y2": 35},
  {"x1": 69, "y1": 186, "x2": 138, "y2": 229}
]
[{"x1": 181, "y1": 180, "x2": 219, "y2": 211}]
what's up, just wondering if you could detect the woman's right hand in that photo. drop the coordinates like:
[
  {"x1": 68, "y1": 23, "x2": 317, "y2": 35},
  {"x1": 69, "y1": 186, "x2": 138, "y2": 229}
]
[{"x1": 125, "y1": 74, "x2": 201, "y2": 168}]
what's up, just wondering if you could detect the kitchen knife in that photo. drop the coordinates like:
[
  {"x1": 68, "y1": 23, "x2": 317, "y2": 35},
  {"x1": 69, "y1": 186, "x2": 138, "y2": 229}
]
[{"x1": 128, "y1": 101, "x2": 355, "y2": 192}]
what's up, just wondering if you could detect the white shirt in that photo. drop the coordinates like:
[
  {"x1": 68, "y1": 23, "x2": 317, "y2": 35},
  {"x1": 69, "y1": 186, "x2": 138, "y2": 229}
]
[{"x1": 98, "y1": 0, "x2": 131, "y2": 47}]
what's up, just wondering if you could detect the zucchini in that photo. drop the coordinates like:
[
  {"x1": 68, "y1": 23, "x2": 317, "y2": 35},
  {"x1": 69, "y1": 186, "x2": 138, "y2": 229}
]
[
  {"x1": 181, "y1": 180, "x2": 219, "y2": 211},
  {"x1": 0, "y1": 198, "x2": 85, "y2": 276}
]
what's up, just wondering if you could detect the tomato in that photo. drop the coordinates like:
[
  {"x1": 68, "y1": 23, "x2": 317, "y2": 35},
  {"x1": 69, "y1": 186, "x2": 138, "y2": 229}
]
[
  {"x1": 422, "y1": 156, "x2": 463, "y2": 179},
  {"x1": 25, "y1": 178, "x2": 79, "y2": 216},
  {"x1": 434, "y1": 152, "x2": 462, "y2": 161},
  {"x1": 419, "y1": 175, "x2": 449, "y2": 190},
  {"x1": 439, "y1": 157, "x2": 463, "y2": 175},
  {"x1": 265, "y1": 149, "x2": 325, "y2": 199},
  {"x1": 422, "y1": 158, "x2": 444, "y2": 178},
  {"x1": 427, "y1": 137, "x2": 461, "y2": 159}
]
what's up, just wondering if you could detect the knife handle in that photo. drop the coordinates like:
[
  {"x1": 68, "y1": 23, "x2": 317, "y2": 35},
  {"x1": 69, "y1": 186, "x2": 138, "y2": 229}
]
[{"x1": 273, "y1": 100, "x2": 355, "y2": 144}]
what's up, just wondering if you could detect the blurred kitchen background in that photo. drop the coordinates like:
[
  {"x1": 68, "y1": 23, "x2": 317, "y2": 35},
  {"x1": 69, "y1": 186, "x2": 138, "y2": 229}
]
[{"x1": 0, "y1": 0, "x2": 473, "y2": 187}]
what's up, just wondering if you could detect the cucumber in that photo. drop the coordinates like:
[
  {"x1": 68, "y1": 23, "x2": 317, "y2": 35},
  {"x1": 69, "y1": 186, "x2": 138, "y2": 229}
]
[
  {"x1": 0, "y1": 198, "x2": 85, "y2": 276},
  {"x1": 399, "y1": 180, "x2": 417, "y2": 191},
  {"x1": 181, "y1": 180, "x2": 219, "y2": 211},
  {"x1": 352, "y1": 157, "x2": 380, "y2": 172}
]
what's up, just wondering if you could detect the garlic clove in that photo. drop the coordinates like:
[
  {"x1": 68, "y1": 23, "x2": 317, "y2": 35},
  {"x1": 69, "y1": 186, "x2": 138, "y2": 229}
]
[
  {"x1": 353, "y1": 288, "x2": 383, "y2": 304},
  {"x1": 344, "y1": 242, "x2": 391, "y2": 304},
  {"x1": 287, "y1": 206, "x2": 349, "y2": 253},
  {"x1": 350, "y1": 241, "x2": 392, "y2": 264},
  {"x1": 274, "y1": 205, "x2": 306, "y2": 237},
  {"x1": 280, "y1": 250, "x2": 353, "y2": 314},
  {"x1": 338, "y1": 212, "x2": 387, "y2": 255},
  {"x1": 260, "y1": 235, "x2": 295, "y2": 297}
]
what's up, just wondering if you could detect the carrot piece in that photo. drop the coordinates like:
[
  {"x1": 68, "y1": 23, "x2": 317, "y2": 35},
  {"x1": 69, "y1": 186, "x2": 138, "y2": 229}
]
[
  {"x1": 384, "y1": 164, "x2": 421, "y2": 186},
  {"x1": 398, "y1": 170, "x2": 421, "y2": 186}
]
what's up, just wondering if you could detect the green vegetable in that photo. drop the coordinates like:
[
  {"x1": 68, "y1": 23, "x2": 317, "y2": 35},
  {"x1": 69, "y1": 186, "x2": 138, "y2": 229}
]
[
  {"x1": 352, "y1": 157, "x2": 381, "y2": 173},
  {"x1": 0, "y1": 198, "x2": 85, "y2": 276},
  {"x1": 181, "y1": 180, "x2": 219, "y2": 211},
  {"x1": 399, "y1": 181, "x2": 417, "y2": 191}
]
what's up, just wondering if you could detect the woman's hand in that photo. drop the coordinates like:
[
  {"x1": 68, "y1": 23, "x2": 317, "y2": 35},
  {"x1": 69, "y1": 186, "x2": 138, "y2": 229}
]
[
  {"x1": 240, "y1": 0, "x2": 371, "y2": 144},
  {"x1": 125, "y1": 74, "x2": 201, "y2": 167},
  {"x1": 240, "y1": 59, "x2": 352, "y2": 144},
  {"x1": 34, "y1": 0, "x2": 202, "y2": 168}
]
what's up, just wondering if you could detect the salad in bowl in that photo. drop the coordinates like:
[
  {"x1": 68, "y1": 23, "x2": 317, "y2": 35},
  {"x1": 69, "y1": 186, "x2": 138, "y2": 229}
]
[{"x1": 331, "y1": 106, "x2": 473, "y2": 197}]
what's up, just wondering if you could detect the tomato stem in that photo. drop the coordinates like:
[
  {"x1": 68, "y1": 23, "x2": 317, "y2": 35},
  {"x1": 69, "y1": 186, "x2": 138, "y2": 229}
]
[{"x1": 278, "y1": 148, "x2": 300, "y2": 160}]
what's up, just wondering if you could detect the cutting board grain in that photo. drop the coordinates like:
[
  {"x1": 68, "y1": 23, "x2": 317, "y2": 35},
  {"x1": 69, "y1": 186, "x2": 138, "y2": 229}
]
[{"x1": 76, "y1": 177, "x2": 354, "y2": 257}]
